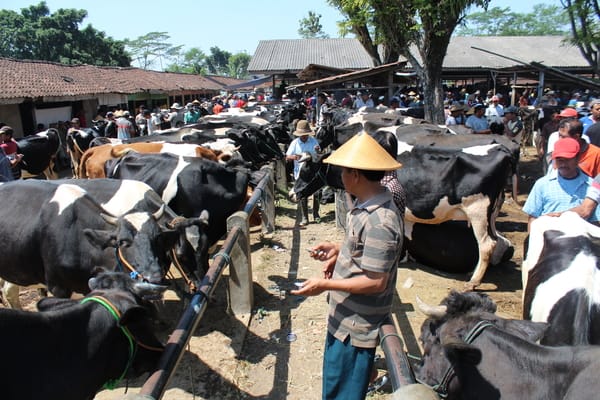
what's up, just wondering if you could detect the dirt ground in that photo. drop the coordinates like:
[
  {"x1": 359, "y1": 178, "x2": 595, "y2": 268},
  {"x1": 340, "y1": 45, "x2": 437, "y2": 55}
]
[{"x1": 12, "y1": 148, "x2": 543, "y2": 400}]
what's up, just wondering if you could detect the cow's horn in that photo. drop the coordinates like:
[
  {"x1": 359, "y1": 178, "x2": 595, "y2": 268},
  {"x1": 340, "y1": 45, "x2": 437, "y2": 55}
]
[
  {"x1": 100, "y1": 212, "x2": 118, "y2": 226},
  {"x1": 152, "y1": 204, "x2": 165, "y2": 220},
  {"x1": 415, "y1": 295, "x2": 447, "y2": 318}
]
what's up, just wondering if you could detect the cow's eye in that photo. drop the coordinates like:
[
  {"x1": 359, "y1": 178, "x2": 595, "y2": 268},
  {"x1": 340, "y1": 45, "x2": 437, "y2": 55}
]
[{"x1": 118, "y1": 239, "x2": 131, "y2": 248}]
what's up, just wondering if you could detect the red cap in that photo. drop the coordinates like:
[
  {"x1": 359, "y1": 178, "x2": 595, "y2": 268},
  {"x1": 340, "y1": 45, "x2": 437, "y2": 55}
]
[
  {"x1": 552, "y1": 137, "x2": 580, "y2": 159},
  {"x1": 559, "y1": 108, "x2": 578, "y2": 118}
]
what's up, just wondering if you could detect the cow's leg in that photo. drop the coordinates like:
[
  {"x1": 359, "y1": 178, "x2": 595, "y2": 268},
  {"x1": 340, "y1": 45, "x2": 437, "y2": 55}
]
[
  {"x1": 462, "y1": 196, "x2": 496, "y2": 290},
  {"x1": 0, "y1": 280, "x2": 22, "y2": 309}
]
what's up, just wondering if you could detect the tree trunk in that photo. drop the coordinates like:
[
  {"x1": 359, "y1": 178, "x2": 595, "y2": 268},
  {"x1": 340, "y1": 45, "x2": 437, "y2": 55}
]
[{"x1": 422, "y1": 61, "x2": 445, "y2": 124}]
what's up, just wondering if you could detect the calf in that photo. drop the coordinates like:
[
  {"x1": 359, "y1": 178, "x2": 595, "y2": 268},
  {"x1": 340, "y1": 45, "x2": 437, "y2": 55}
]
[
  {"x1": 1, "y1": 269, "x2": 166, "y2": 400},
  {"x1": 416, "y1": 291, "x2": 600, "y2": 400},
  {"x1": 522, "y1": 211, "x2": 600, "y2": 345}
]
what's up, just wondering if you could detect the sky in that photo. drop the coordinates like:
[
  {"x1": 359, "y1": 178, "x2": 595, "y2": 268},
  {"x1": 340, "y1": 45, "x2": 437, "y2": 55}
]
[{"x1": 3, "y1": 0, "x2": 564, "y2": 56}]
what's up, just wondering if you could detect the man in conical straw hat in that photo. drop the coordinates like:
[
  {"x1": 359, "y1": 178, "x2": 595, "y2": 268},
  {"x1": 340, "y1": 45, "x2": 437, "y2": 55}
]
[{"x1": 292, "y1": 132, "x2": 403, "y2": 400}]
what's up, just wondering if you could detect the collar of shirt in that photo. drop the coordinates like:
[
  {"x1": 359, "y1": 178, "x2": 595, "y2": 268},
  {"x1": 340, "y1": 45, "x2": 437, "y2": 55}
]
[{"x1": 353, "y1": 190, "x2": 392, "y2": 211}]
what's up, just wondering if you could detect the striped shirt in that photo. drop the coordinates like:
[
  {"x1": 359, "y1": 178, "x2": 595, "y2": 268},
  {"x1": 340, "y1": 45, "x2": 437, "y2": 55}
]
[{"x1": 327, "y1": 191, "x2": 404, "y2": 348}]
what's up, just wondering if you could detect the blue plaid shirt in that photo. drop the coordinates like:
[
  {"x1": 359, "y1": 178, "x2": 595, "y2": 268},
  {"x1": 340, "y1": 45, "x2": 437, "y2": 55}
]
[{"x1": 523, "y1": 169, "x2": 600, "y2": 222}]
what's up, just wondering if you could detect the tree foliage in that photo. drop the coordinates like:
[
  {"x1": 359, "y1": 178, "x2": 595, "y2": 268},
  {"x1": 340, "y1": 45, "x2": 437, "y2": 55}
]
[
  {"x1": 227, "y1": 52, "x2": 252, "y2": 79},
  {"x1": 0, "y1": 2, "x2": 130, "y2": 66},
  {"x1": 298, "y1": 11, "x2": 330, "y2": 38},
  {"x1": 561, "y1": 0, "x2": 599, "y2": 75},
  {"x1": 165, "y1": 46, "x2": 250, "y2": 78},
  {"x1": 456, "y1": 4, "x2": 570, "y2": 36},
  {"x1": 328, "y1": 0, "x2": 490, "y2": 123},
  {"x1": 125, "y1": 32, "x2": 183, "y2": 70},
  {"x1": 205, "y1": 47, "x2": 233, "y2": 75}
]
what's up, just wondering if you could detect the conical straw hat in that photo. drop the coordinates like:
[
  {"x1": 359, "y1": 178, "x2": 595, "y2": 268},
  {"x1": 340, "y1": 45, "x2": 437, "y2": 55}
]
[{"x1": 324, "y1": 132, "x2": 402, "y2": 171}]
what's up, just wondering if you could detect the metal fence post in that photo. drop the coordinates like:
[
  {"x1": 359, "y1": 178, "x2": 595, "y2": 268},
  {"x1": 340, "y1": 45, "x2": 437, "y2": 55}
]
[
  {"x1": 260, "y1": 164, "x2": 276, "y2": 234},
  {"x1": 226, "y1": 210, "x2": 254, "y2": 315}
]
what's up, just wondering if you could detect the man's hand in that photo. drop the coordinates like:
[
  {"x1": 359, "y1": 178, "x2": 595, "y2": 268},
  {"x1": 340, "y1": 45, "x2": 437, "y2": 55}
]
[{"x1": 290, "y1": 278, "x2": 327, "y2": 296}]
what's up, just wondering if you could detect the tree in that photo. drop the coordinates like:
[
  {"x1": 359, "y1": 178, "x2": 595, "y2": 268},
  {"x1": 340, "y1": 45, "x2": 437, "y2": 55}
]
[
  {"x1": 329, "y1": 0, "x2": 490, "y2": 124},
  {"x1": 0, "y1": 2, "x2": 129, "y2": 66},
  {"x1": 166, "y1": 47, "x2": 208, "y2": 74},
  {"x1": 227, "y1": 52, "x2": 252, "y2": 79},
  {"x1": 125, "y1": 32, "x2": 183, "y2": 71},
  {"x1": 205, "y1": 47, "x2": 232, "y2": 75},
  {"x1": 456, "y1": 4, "x2": 570, "y2": 36},
  {"x1": 561, "y1": 0, "x2": 599, "y2": 75},
  {"x1": 298, "y1": 11, "x2": 330, "y2": 38}
]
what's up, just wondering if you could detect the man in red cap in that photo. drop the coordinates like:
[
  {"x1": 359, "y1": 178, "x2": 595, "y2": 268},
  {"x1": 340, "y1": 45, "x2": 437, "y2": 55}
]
[
  {"x1": 556, "y1": 119, "x2": 600, "y2": 178},
  {"x1": 545, "y1": 107, "x2": 581, "y2": 167},
  {"x1": 523, "y1": 137, "x2": 600, "y2": 230}
]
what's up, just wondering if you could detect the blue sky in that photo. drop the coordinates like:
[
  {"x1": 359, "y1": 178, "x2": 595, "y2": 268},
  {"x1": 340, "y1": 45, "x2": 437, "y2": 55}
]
[{"x1": 2, "y1": 0, "x2": 563, "y2": 56}]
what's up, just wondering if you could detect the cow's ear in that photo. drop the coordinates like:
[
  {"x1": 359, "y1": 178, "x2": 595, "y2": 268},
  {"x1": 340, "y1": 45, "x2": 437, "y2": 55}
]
[
  {"x1": 505, "y1": 320, "x2": 548, "y2": 342},
  {"x1": 84, "y1": 228, "x2": 117, "y2": 248},
  {"x1": 444, "y1": 341, "x2": 482, "y2": 366},
  {"x1": 37, "y1": 297, "x2": 76, "y2": 312}
]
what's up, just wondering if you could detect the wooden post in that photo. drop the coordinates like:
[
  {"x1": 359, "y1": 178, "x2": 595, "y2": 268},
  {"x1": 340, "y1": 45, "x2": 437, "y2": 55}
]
[
  {"x1": 226, "y1": 211, "x2": 254, "y2": 315},
  {"x1": 260, "y1": 164, "x2": 276, "y2": 233}
]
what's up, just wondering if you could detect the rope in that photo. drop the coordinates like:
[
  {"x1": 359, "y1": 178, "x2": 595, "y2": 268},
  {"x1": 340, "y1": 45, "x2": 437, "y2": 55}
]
[{"x1": 211, "y1": 251, "x2": 232, "y2": 265}]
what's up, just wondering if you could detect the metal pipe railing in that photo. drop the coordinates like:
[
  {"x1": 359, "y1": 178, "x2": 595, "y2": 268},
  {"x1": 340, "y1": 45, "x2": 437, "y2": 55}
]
[{"x1": 379, "y1": 317, "x2": 416, "y2": 391}]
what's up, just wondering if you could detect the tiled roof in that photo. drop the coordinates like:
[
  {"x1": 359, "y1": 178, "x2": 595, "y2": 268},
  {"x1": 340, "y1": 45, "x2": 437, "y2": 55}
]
[
  {"x1": 0, "y1": 58, "x2": 222, "y2": 102},
  {"x1": 248, "y1": 38, "x2": 375, "y2": 74}
]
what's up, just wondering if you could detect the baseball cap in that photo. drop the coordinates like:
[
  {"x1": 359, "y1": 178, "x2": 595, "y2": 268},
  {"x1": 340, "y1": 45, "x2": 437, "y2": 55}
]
[
  {"x1": 559, "y1": 108, "x2": 578, "y2": 118},
  {"x1": 552, "y1": 137, "x2": 580, "y2": 159}
]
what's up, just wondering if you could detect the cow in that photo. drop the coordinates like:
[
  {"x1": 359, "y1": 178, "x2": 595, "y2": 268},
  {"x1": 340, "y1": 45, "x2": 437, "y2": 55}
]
[
  {"x1": 78, "y1": 141, "x2": 221, "y2": 178},
  {"x1": 1, "y1": 269, "x2": 166, "y2": 400},
  {"x1": 0, "y1": 180, "x2": 187, "y2": 308},
  {"x1": 16, "y1": 128, "x2": 61, "y2": 179},
  {"x1": 415, "y1": 291, "x2": 600, "y2": 400},
  {"x1": 292, "y1": 130, "x2": 516, "y2": 289},
  {"x1": 106, "y1": 152, "x2": 251, "y2": 248},
  {"x1": 65, "y1": 127, "x2": 104, "y2": 177},
  {"x1": 522, "y1": 211, "x2": 600, "y2": 346}
]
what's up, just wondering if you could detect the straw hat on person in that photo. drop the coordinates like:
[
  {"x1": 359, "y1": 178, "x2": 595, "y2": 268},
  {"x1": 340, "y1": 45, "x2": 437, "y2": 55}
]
[
  {"x1": 293, "y1": 120, "x2": 315, "y2": 136},
  {"x1": 324, "y1": 132, "x2": 402, "y2": 171}
]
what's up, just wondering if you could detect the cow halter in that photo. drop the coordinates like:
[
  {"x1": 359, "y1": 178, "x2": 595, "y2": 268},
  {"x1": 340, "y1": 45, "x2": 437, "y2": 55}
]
[
  {"x1": 115, "y1": 247, "x2": 146, "y2": 281},
  {"x1": 80, "y1": 295, "x2": 163, "y2": 390},
  {"x1": 420, "y1": 320, "x2": 495, "y2": 398}
]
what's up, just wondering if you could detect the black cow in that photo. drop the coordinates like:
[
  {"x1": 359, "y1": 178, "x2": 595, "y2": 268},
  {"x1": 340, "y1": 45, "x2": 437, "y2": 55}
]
[
  {"x1": 226, "y1": 124, "x2": 284, "y2": 167},
  {"x1": 1, "y1": 269, "x2": 166, "y2": 400},
  {"x1": 522, "y1": 211, "x2": 600, "y2": 346},
  {"x1": 0, "y1": 180, "x2": 183, "y2": 308},
  {"x1": 415, "y1": 291, "x2": 600, "y2": 400},
  {"x1": 16, "y1": 128, "x2": 61, "y2": 178},
  {"x1": 66, "y1": 127, "x2": 103, "y2": 177},
  {"x1": 106, "y1": 152, "x2": 250, "y2": 249}
]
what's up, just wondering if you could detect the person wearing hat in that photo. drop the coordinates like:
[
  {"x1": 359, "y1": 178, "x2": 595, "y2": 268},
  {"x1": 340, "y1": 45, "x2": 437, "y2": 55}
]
[
  {"x1": 291, "y1": 132, "x2": 403, "y2": 400},
  {"x1": 465, "y1": 104, "x2": 491, "y2": 134},
  {"x1": 116, "y1": 110, "x2": 135, "y2": 140},
  {"x1": 286, "y1": 120, "x2": 322, "y2": 226},
  {"x1": 316, "y1": 93, "x2": 332, "y2": 129},
  {"x1": 545, "y1": 107, "x2": 584, "y2": 167},
  {"x1": 184, "y1": 102, "x2": 201, "y2": 124},
  {"x1": 353, "y1": 91, "x2": 374, "y2": 110},
  {"x1": 104, "y1": 111, "x2": 117, "y2": 138},
  {"x1": 551, "y1": 119, "x2": 600, "y2": 178},
  {"x1": 167, "y1": 102, "x2": 184, "y2": 128},
  {"x1": 445, "y1": 104, "x2": 467, "y2": 125},
  {"x1": 523, "y1": 136, "x2": 600, "y2": 230},
  {"x1": 0, "y1": 126, "x2": 23, "y2": 180},
  {"x1": 502, "y1": 105, "x2": 523, "y2": 140}
]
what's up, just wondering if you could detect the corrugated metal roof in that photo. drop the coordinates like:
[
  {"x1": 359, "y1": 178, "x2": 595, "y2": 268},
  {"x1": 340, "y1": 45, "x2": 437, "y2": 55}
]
[
  {"x1": 250, "y1": 36, "x2": 592, "y2": 75},
  {"x1": 248, "y1": 38, "x2": 375, "y2": 74},
  {"x1": 439, "y1": 36, "x2": 590, "y2": 69}
]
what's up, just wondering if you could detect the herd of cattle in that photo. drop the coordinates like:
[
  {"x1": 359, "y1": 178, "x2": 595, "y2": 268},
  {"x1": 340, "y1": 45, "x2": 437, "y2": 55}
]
[{"x1": 2, "y1": 102, "x2": 600, "y2": 399}]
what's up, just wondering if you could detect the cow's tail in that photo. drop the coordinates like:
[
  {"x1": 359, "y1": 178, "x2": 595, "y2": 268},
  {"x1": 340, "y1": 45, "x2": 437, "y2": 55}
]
[{"x1": 78, "y1": 147, "x2": 94, "y2": 178}]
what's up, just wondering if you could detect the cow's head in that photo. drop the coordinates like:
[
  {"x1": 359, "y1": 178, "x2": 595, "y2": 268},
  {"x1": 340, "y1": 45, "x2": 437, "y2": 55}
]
[
  {"x1": 83, "y1": 206, "x2": 180, "y2": 285},
  {"x1": 415, "y1": 291, "x2": 547, "y2": 399}
]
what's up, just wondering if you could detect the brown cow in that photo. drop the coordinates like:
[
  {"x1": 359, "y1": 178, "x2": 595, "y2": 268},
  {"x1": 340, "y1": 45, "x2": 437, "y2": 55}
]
[{"x1": 78, "y1": 142, "x2": 219, "y2": 178}]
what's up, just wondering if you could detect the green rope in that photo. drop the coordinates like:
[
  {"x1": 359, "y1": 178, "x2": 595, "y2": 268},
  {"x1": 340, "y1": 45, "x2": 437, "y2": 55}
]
[{"x1": 80, "y1": 296, "x2": 136, "y2": 390}]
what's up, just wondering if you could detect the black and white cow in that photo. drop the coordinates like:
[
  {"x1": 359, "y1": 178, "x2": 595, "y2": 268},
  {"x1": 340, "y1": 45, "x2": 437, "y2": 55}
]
[
  {"x1": 106, "y1": 152, "x2": 251, "y2": 248},
  {"x1": 17, "y1": 128, "x2": 61, "y2": 179},
  {"x1": 66, "y1": 127, "x2": 104, "y2": 177},
  {"x1": 522, "y1": 211, "x2": 600, "y2": 346},
  {"x1": 1, "y1": 269, "x2": 166, "y2": 400},
  {"x1": 415, "y1": 291, "x2": 600, "y2": 400},
  {"x1": 0, "y1": 180, "x2": 184, "y2": 308},
  {"x1": 292, "y1": 131, "x2": 516, "y2": 289}
]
